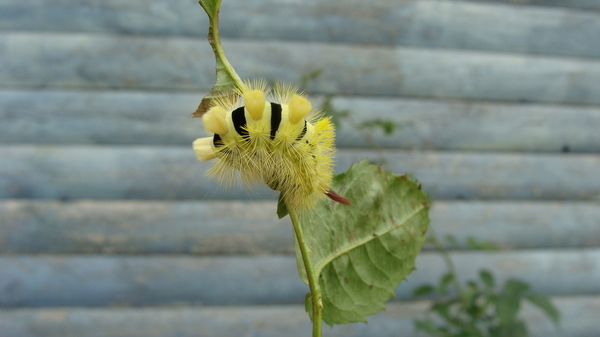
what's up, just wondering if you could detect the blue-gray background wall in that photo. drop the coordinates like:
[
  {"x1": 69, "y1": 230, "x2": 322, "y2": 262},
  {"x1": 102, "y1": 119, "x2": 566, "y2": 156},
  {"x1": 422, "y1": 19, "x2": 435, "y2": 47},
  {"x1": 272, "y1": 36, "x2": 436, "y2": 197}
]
[{"x1": 0, "y1": 1, "x2": 599, "y2": 336}]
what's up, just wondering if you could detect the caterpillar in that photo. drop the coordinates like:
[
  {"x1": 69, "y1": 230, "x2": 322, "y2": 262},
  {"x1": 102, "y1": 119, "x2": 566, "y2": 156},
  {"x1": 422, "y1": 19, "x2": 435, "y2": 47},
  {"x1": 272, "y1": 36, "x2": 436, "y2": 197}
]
[{"x1": 193, "y1": 81, "x2": 350, "y2": 211}]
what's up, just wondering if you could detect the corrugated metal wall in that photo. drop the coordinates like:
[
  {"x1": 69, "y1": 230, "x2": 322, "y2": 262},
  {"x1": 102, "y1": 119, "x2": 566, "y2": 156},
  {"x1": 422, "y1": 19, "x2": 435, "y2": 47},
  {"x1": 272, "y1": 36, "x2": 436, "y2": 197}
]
[{"x1": 1, "y1": 0, "x2": 599, "y2": 336}]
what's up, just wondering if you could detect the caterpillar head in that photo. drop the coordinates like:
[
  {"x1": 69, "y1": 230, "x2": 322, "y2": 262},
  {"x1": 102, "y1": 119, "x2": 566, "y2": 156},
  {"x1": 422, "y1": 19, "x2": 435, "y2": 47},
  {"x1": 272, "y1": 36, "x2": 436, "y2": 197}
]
[{"x1": 193, "y1": 81, "x2": 349, "y2": 210}]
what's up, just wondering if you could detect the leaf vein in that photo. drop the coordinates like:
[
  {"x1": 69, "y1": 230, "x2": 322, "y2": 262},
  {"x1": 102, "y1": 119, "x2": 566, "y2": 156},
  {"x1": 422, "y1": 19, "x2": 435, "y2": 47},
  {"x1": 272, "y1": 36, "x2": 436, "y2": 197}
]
[{"x1": 315, "y1": 204, "x2": 427, "y2": 276}]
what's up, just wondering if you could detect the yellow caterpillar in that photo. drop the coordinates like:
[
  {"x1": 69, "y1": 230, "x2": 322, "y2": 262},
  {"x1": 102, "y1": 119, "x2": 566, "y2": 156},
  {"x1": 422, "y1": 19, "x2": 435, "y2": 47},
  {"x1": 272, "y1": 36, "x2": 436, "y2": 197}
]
[{"x1": 193, "y1": 81, "x2": 350, "y2": 211}]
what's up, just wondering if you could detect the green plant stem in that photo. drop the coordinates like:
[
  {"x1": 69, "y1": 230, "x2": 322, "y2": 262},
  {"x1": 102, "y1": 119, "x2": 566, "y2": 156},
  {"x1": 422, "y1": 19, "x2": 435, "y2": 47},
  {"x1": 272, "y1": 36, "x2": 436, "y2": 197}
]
[
  {"x1": 430, "y1": 232, "x2": 466, "y2": 301},
  {"x1": 289, "y1": 208, "x2": 322, "y2": 337},
  {"x1": 199, "y1": 0, "x2": 245, "y2": 90}
]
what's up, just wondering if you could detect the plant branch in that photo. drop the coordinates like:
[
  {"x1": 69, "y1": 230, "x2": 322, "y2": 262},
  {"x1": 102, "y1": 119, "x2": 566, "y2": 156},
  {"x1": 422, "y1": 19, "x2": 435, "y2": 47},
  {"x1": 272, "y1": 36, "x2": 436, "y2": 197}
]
[
  {"x1": 200, "y1": 0, "x2": 244, "y2": 88},
  {"x1": 196, "y1": 0, "x2": 246, "y2": 116},
  {"x1": 289, "y1": 208, "x2": 322, "y2": 337},
  {"x1": 430, "y1": 231, "x2": 466, "y2": 301}
]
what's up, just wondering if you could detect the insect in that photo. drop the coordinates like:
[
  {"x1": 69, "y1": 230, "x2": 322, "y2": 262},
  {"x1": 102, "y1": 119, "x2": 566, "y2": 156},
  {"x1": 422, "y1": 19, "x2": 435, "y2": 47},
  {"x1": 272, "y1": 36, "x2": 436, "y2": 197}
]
[{"x1": 193, "y1": 81, "x2": 350, "y2": 211}]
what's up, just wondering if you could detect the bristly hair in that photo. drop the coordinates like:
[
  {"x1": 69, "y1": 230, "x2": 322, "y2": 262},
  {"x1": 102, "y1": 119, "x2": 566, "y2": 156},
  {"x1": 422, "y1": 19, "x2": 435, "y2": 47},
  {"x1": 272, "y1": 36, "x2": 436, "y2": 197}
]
[{"x1": 193, "y1": 80, "x2": 338, "y2": 211}]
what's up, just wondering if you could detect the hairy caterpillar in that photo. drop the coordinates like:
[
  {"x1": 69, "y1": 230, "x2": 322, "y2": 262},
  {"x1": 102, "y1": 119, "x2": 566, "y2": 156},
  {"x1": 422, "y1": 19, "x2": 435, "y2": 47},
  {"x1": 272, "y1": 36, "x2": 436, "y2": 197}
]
[{"x1": 193, "y1": 81, "x2": 350, "y2": 211}]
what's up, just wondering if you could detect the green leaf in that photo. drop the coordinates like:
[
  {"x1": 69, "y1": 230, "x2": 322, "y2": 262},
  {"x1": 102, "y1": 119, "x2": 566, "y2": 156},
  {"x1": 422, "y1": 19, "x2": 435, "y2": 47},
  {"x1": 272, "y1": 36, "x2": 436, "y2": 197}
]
[
  {"x1": 295, "y1": 160, "x2": 430, "y2": 325},
  {"x1": 413, "y1": 284, "x2": 436, "y2": 297},
  {"x1": 439, "y1": 272, "x2": 455, "y2": 295},
  {"x1": 504, "y1": 279, "x2": 530, "y2": 296},
  {"x1": 496, "y1": 280, "x2": 529, "y2": 325},
  {"x1": 198, "y1": 0, "x2": 219, "y2": 16},
  {"x1": 525, "y1": 293, "x2": 561, "y2": 324},
  {"x1": 194, "y1": 0, "x2": 244, "y2": 117},
  {"x1": 466, "y1": 236, "x2": 498, "y2": 251},
  {"x1": 431, "y1": 301, "x2": 454, "y2": 321},
  {"x1": 414, "y1": 319, "x2": 441, "y2": 334},
  {"x1": 304, "y1": 292, "x2": 312, "y2": 315},
  {"x1": 496, "y1": 296, "x2": 520, "y2": 325},
  {"x1": 489, "y1": 320, "x2": 527, "y2": 337},
  {"x1": 479, "y1": 269, "x2": 495, "y2": 289},
  {"x1": 276, "y1": 193, "x2": 289, "y2": 219},
  {"x1": 467, "y1": 280, "x2": 479, "y2": 291},
  {"x1": 359, "y1": 119, "x2": 401, "y2": 135}
]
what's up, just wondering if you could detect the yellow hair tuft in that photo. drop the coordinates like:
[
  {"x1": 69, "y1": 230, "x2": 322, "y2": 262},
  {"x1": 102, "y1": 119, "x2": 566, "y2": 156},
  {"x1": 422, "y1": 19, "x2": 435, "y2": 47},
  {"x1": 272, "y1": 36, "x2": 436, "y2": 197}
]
[
  {"x1": 203, "y1": 106, "x2": 228, "y2": 135},
  {"x1": 193, "y1": 137, "x2": 217, "y2": 161},
  {"x1": 288, "y1": 94, "x2": 312, "y2": 124},
  {"x1": 244, "y1": 90, "x2": 266, "y2": 121}
]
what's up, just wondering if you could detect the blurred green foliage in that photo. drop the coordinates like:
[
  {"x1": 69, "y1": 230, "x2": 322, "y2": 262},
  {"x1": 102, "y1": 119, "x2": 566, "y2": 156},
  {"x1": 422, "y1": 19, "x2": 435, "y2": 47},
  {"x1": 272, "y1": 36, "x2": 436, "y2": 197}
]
[{"x1": 413, "y1": 235, "x2": 560, "y2": 337}]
